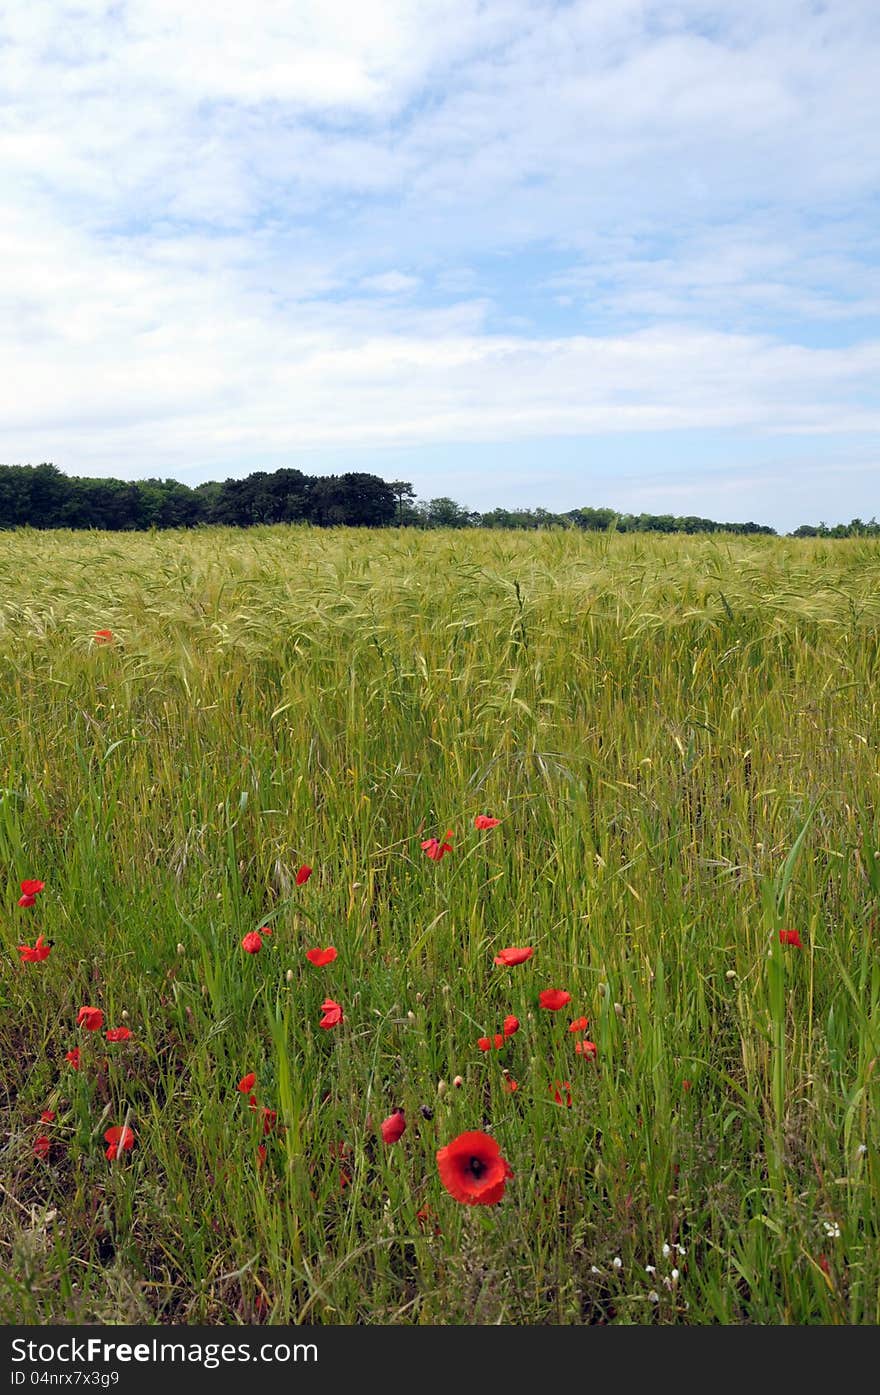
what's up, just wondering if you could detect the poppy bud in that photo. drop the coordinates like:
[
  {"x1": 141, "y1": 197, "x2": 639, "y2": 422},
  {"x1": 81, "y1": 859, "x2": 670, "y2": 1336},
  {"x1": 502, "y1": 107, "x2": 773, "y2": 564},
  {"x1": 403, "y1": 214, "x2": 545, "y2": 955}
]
[{"x1": 380, "y1": 1110, "x2": 406, "y2": 1144}]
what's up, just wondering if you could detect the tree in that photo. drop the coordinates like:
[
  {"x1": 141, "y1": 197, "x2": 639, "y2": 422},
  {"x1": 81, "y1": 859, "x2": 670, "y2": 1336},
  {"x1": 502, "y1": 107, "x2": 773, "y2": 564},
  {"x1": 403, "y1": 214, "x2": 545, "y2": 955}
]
[
  {"x1": 307, "y1": 473, "x2": 396, "y2": 527},
  {"x1": 419, "y1": 497, "x2": 474, "y2": 529},
  {"x1": 388, "y1": 480, "x2": 416, "y2": 525}
]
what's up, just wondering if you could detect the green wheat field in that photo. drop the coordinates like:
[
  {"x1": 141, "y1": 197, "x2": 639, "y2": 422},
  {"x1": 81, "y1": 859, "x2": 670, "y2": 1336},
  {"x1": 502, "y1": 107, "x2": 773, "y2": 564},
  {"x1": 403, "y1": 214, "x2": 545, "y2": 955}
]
[{"x1": 2, "y1": 525, "x2": 879, "y2": 1325}]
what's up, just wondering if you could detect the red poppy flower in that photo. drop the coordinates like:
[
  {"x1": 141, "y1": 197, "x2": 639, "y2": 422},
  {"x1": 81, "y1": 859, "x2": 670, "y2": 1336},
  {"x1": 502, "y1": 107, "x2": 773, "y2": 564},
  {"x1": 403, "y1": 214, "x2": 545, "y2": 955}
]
[
  {"x1": 17, "y1": 879, "x2": 45, "y2": 908},
  {"x1": 436, "y1": 1130, "x2": 514, "y2": 1206},
  {"x1": 104, "y1": 1125, "x2": 136, "y2": 1161},
  {"x1": 257, "y1": 1145, "x2": 267, "y2": 1169},
  {"x1": 319, "y1": 997, "x2": 343, "y2": 1029},
  {"x1": 77, "y1": 1006, "x2": 104, "y2": 1031},
  {"x1": 682, "y1": 1079, "x2": 692, "y2": 1093},
  {"x1": 34, "y1": 1135, "x2": 51, "y2": 1159},
  {"x1": 93, "y1": 629, "x2": 114, "y2": 644},
  {"x1": 296, "y1": 865, "x2": 313, "y2": 885},
  {"x1": 574, "y1": 1039, "x2": 598, "y2": 1058},
  {"x1": 64, "y1": 1047, "x2": 81, "y2": 1070},
  {"x1": 503, "y1": 1015, "x2": 520, "y2": 1037},
  {"x1": 551, "y1": 1081, "x2": 573, "y2": 1107},
  {"x1": 248, "y1": 1094, "x2": 259, "y2": 1111},
  {"x1": 380, "y1": 1110, "x2": 406, "y2": 1144},
  {"x1": 18, "y1": 934, "x2": 52, "y2": 963},
  {"x1": 306, "y1": 946, "x2": 337, "y2": 967},
  {"x1": 568, "y1": 1016, "x2": 589, "y2": 1033},
  {"x1": 477, "y1": 1033, "x2": 505, "y2": 1052},
  {"x1": 779, "y1": 929, "x2": 804, "y2": 948},
  {"x1": 421, "y1": 831, "x2": 453, "y2": 862},
  {"x1": 40, "y1": 1110, "x2": 56, "y2": 1123},
  {"x1": 262, "y1": 1107, "x2": 278, "y2": 1136},
  {"x1": 501, "y1": 1073, "x2": 518, "y2": 1093},
  {"x1": 538, "y1": 987, "x2": 571, "y2": 1009},
  {"x1": 238, "y1": 1073, "x2": 256, "y2": 1093},
  {"x1": 242, "y1": 931, "x2": 264, "y2": 954},
  {"x1": 105, "y1": 1026, "x2": 132, "y2": 1043},
  {"x1": 493, "y1": 946, "x2": 534, "y2": 967},
  {"x1": 539, "y1": 989, "x2": 571, "y2": 1011},
  {"x1": 474, "y1": 815, "x2": 501, "y2": 830}
]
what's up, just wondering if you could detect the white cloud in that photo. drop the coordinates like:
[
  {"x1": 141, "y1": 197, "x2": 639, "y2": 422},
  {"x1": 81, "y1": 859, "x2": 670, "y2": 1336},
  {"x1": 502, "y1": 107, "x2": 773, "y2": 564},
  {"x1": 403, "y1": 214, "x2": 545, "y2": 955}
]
[
  {"x1": 0, "y1": 1, "x2": 878, "y2": 496},
  {"x1": 360, "y1": 271, "x2": 421, "y2": 294}
]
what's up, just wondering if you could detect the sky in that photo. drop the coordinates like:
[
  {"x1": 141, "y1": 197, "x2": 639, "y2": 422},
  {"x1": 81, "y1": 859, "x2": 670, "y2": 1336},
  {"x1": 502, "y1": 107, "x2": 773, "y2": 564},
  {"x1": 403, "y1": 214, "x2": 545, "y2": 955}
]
[{"x1": 1, "y1": 0, "x2": 879, "y2": 532}]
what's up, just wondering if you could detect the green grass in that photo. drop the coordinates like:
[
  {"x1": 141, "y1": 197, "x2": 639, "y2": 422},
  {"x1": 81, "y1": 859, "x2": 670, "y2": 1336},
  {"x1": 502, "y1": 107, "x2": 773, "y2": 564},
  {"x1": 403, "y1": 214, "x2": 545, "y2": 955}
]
[{"x1": 1, "y1": 524, "x2": 878, "y2": 1324}]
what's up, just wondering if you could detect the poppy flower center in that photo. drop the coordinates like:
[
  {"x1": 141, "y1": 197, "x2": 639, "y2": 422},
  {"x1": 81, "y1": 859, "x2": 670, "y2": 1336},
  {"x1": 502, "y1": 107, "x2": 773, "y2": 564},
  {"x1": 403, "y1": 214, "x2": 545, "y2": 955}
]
[{"x1": 467, "y1": 1156, "x2": 487, "y2": 1179}]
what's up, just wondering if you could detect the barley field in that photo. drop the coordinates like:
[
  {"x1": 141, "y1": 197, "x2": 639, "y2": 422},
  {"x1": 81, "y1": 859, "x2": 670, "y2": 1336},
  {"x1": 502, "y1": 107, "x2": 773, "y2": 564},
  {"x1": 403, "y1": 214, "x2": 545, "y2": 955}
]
[{"x1": 2, "y1": 525, "x2": 879, "y2": 1325}]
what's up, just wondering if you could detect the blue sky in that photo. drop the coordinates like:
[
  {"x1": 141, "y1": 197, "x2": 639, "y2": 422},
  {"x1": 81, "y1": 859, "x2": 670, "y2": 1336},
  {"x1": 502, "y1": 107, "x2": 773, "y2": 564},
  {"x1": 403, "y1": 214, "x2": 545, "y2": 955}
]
[{"x1": 1, "y1": 0, "x2": 879, "y2": 531}]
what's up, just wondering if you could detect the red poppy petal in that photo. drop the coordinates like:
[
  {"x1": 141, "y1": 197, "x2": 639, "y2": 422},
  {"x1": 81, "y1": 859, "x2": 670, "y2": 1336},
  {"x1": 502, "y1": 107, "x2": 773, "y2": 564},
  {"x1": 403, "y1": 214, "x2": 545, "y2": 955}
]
[
  {"x1": 306, "y1": 947, "x2": 338, "y2": 967},
  {"x1": 494, "y1": 947, "x2": 534, "y2": 967},
  {"x1": 77, "y1": 1006, "x2": 104, "y2": 1031},
  {"x1": 380, "y1": 1110, "x2": 406, "y2": 1144},
  {"x1": 539, "y1": 989, "x2": 571, "y2": 1011},
  {"x1": 436, "y1": 1130, "x2": 512, "y2": 1205}
]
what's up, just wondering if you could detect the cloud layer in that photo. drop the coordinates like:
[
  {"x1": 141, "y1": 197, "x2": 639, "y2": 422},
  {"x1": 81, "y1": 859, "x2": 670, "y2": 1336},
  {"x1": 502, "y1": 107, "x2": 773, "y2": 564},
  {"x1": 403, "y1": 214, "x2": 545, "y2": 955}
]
[{"x1": 1, "y1": 1, "x2": 878, "y2": 522}]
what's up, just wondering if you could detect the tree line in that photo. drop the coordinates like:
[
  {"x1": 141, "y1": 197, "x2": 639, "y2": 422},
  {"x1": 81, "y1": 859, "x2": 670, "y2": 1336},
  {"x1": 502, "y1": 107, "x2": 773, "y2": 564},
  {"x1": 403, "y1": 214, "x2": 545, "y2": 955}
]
[{"x1": 0, "y1": 460, "x2": 859, "y2": 536}]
